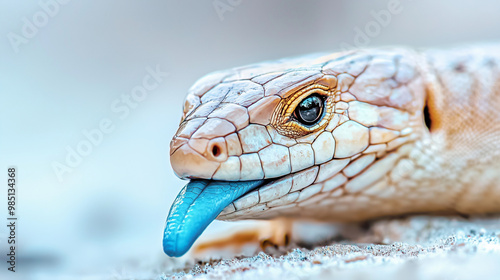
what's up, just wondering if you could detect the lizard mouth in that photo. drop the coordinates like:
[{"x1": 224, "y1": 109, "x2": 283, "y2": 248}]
[{"x1": 162, "y1": 179, "x2": 272, "y2": 257}]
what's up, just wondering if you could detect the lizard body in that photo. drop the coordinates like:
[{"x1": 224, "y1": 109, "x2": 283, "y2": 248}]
[{"x1": 163, "y1": 44, "x2": 500, "y2": 256}]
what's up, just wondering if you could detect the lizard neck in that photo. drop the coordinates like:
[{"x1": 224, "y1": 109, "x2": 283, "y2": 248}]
[
  {"x1": 418, "y1": 46, "x2": 500, "y2": 213},
  {"x1": 424, "y1": 46, "x2": 500, "y2": 163}
]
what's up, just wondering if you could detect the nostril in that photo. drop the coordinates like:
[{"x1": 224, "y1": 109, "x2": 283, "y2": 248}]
[
  {"x1": 212, "y1": 144, "x2": 221, "y2": 158},
  {"x1": 207, "y1": 137, "x2": 228, "y2": 162}
]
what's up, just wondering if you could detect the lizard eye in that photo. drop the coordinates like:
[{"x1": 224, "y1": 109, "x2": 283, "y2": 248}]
[{"x1": 294, "y1": 94, "x2": 325, "y2": 125}]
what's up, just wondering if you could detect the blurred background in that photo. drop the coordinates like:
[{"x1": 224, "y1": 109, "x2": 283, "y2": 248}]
[{"x1": 0, "y1": 0, "x2": 498, "y2": 278}]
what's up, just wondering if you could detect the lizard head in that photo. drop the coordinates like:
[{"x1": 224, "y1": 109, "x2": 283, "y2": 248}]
[{"x1": 164, "y1": 49, "x2": 429, "y2": 256}]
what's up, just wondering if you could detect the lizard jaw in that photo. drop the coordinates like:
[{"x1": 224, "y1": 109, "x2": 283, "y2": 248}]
[{"x1": 217, "y1": 166, "x2": 318, "y2": 221}]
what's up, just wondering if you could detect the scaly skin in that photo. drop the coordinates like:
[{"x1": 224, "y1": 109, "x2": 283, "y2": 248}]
[{"x1": 169, "y1": 45, "x2": 500, "y2": 225}]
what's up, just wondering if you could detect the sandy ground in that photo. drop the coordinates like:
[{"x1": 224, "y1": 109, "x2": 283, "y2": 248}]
[{"x1": 109, "y1": 215, "x2": 500, "y2": 280}]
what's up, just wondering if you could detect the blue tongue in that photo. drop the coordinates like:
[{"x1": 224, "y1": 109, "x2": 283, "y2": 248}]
[{"x1": 163, "y1": 179, "x2": 265, "y2": 257}]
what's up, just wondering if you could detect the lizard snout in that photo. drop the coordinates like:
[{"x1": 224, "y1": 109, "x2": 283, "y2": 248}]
[
  {"x1": 170, "y1": 118, "x2": 236, "y2": 179},
  {"x1": 170, "y1": 140, "x2": 221, "y2": 179}
]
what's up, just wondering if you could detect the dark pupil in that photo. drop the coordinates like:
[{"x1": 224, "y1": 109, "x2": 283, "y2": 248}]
[{"x1": 296, "y1": 95, "x2": 323, "y2": 125}]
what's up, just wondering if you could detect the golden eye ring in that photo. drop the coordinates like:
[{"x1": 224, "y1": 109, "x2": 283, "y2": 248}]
[{"x1": 271, "y1": 84, "x2": 336, "y2": 138}]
